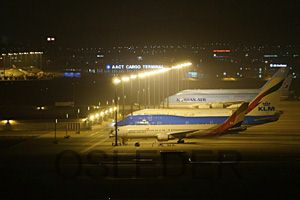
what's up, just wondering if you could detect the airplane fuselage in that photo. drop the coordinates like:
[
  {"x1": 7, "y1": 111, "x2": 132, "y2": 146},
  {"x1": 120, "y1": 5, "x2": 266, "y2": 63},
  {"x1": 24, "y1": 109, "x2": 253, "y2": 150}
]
[
  {"x1": 118, "y1": 113, "x2": 280, "y2": 127},
  {"x1": 167, "y1": 89, "x2": 259, "y2": 108},
  {"x1": 117, "y1": 124, "x2": 217, "y2": 139}
]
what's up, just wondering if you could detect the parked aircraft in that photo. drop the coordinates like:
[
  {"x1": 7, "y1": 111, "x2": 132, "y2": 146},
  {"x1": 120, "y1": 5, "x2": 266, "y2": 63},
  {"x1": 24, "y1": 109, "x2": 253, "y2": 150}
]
[
  {"x1": 114, "y1": 69, "x2": 286, "y2": 143},
  {"x1": 166, "y1": 69, "x2": 290, "y2": 108}
]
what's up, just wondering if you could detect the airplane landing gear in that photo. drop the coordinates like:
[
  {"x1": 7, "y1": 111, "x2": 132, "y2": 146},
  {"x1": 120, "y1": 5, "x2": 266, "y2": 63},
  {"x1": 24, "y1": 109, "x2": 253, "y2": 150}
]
[
  {"x1": 121, "y1": 138, "x2": 128, "y2": 146},
  {"x1": 134, "y1": 142, "x2": 140, "y2": 147},
  {"x1": 177, "y1": 139, "x2": 185, "y2": 144}
]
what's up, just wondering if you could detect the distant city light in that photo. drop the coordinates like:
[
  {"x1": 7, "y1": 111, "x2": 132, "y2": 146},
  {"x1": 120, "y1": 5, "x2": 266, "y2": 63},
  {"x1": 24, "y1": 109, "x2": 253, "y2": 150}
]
[
  {"x1": 213, "y1": 49, "x2": 231, "y2": 53},
  {"x1": 2, "y1": 51, "x2": 43, "y2": 56},
  {"x1": 264, "y1": 54, "x2": 278, "y2": 58}
]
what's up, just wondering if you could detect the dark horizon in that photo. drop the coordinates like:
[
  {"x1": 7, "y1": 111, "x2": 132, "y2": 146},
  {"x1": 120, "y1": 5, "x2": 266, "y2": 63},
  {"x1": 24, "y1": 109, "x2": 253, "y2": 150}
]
[{"x1": 1, "y1": 0, "x2": 299, "y2": 47}]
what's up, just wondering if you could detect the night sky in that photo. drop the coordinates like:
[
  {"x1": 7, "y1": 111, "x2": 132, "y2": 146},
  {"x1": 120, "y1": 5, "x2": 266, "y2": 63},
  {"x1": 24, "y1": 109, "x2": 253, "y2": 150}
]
[{"x1": 1, "y1": 0, "x2": 299, "y2": 47}]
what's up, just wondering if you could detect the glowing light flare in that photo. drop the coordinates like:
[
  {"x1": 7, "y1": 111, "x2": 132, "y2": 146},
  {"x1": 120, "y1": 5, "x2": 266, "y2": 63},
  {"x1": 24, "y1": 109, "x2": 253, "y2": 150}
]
[
  {"x1": 121, "y1": 76, "x2": 130, "y2": 82},
  {"x1": 144, "y1": 71, "x2": 153, "y2": 76},
  {"x1": 130, "y1": 74, "x2": 137, "y2": 79},
  {"x1": 171, "y1": 62, "x2": 192, "y2": 69},
  {"x1": 89, "y1": 115, "x2": 95, "y2": 121},
  {"x1": 1, "y1": 120, "x2": 16, "y2": 125},
  {"x1": 112, "y1": 62, "x2": 190, "y2": 86},
  {"x1": 113, "y1": 77, "x2": 121, "y2": 85},
  {"x1": 138, "y1": 73, "x2": 146, "y2": 79},
  {"x1": 158, "y1": 68, "x2": 171, "y2": 73}
]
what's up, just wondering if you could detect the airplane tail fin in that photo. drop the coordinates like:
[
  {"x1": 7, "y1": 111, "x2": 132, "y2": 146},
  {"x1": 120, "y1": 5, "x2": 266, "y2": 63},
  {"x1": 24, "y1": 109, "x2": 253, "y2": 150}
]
[
  {"x1": 260, "y1": 68, "x2": 289, "y2": 90},
  {"x1": 280, "y1": 75, "x2": 293, "y2": 100},
  {"x1": 247, "y1": 68, "x2": 287, "y2": 116},
  {"x1": 210, "y1": 102, "x2": 249, "y2": 135}
]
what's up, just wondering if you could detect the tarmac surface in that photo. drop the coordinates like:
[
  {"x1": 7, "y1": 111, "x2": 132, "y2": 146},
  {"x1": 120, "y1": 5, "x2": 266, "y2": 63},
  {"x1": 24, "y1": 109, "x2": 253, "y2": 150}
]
[{"x1": 0, "y1": 101, "x2": 300, "y2": 199}]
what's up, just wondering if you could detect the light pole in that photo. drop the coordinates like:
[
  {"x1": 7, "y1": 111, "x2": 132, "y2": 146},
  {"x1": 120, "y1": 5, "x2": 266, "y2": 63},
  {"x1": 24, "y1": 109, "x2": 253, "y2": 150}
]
[
  {"x1": 138, "y1": 73, "x2": 145, "y2": 109},
  {"x1": 162, "y1": 72, "x2": 165, "y2": 108},
  {"x1": 137, "y1": 78, "x2": 141, "y2": 109},
  {"x1": 54, "y1": 118, "x2": 58, "y2": 144},
  {"x1": 143, "y1": 77, "x2": 147, "y2": 109},
  {"x1": 65, "y1": 113, "x2": 69, "y2": 139},
  {"x1": 147, "y1": 77, "x2": 150, "y2": 108},
  {"x1": 130, "y1": 74, "x2": 137, "y2": 114},
  {"x1": 157, "y1": 75, "x2": 160, "y2": 108},
  {"x1": 153, "y1": 75, "x2": 156, "y2": 108},
  {"x1": 122, "y1": 82, "x2": 125, "y2": 119},
  {"x1": 76, "y1": 108, "x2": 80, "y2": 134},
  {"x1": 167, "y1": 70, "x2": 170, "y2": 108},
  {"x1": 115, "y1": 87, "x2": 118, "y2": 146},
  {"x1": 2, "y1": 55, "x2": 6, "y2": 79},
  {"x1": 177, "y1": 68, "x2": 180, "y2": 92},
  {"x1": 143, "y1": 78, "x2": 147, "y2": 108},
  {"x1": 121, "y1": 76, "x2": 129, "y2": 119},
  {"x1": 130, "y1": 78, "x2": 133, "y2": 113},
  {"x1": 113, "y1": 77, "x2": 121, "y2": 146}
]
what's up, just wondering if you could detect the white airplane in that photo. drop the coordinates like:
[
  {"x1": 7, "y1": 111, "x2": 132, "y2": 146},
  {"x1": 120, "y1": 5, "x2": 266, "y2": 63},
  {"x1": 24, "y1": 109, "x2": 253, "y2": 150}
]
[
  {"x1": 166, "y1": 70, "x2": 291, "y2": 108},
  {"x1": 114, "y1": 68, "x2": 286, "y2": 143},
  {"x1": 114, "y1": 102, "x2": 248, "y2": 144}
]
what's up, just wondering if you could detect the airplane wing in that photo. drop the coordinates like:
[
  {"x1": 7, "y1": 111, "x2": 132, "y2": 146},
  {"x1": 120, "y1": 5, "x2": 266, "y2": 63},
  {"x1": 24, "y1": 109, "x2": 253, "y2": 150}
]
[
  {"x1": 166, "y1": 129, "x2": 199, "y2": 139},
  {"x1": 167, "y1": 102, "x2": 249, "y2": 139}
]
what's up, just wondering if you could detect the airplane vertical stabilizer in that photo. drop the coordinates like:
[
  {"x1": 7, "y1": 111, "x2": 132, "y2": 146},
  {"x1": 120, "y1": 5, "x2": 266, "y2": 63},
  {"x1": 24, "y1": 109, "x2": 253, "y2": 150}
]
[
  {"x1": 247, "y1": 68, "x2": 287, "y2": 116},
  {"x1": 208, "y1": 102, "x2": 249, "y2": 135},
  {"x1": 281, "y1": 75, "x2": 293, "y2": 100}
]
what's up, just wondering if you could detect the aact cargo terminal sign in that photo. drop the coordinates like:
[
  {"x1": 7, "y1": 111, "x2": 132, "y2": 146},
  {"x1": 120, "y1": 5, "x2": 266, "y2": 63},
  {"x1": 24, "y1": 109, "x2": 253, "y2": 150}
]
[{"x1": 105, "y1": 64, "x2": 164, "y2": 71}]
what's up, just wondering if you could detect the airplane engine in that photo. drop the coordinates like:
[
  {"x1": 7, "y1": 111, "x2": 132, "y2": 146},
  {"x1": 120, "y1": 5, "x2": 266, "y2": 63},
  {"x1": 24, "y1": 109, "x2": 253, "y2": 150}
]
[
  {"x1": 196, "y1": 104, "x2": 210, "y2": 109},
  {"x1": 210, "y1": 103, "x2": 224, "y2": 108},
  {"x1": 157, "y1": 133, "x2": 169, "y2": 141}
]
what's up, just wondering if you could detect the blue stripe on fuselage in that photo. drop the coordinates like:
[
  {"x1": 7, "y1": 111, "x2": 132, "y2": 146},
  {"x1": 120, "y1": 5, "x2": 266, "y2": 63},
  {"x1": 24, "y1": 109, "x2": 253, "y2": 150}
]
[{"x1": 118, "y1": 114, "x2": 279, "y2": 126}]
